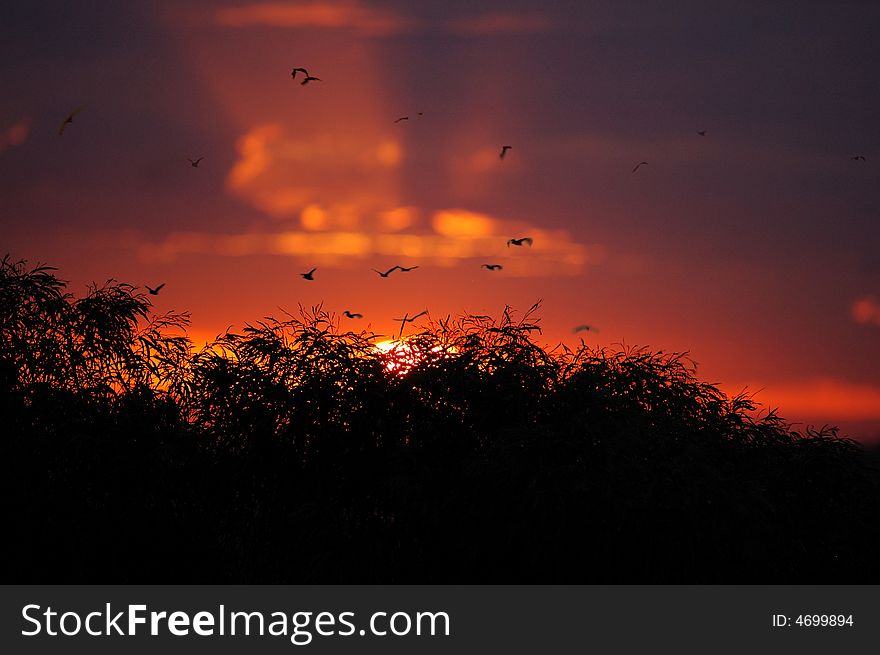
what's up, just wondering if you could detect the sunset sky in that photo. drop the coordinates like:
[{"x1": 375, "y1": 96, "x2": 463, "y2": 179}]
[{"x1": 2, "y1": 0, "x2": 879, "y2": 440}]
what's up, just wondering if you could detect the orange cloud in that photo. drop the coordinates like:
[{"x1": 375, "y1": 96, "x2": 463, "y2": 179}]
[
  {"x1": 138, "y1": 209, "x2": 601, "y2": 276},
  {"x1": 379, "y1": 206, "x2": 419, "y2": 232},
  {"x1": 197, "y1": 124, "x2": 599, "y2": 275},
  {"x1": 226, "y1": 123, "x2": 404, "y2": 224},
  {"x1": 432, "y1": 209, "x2": 495, "y2": 238},
  {"x1": 0, "y1": 118, "x2": 30, "y2": 151},
  {"x1": 458, "y1": 145, "x2": 510, "y2": 174},
  {"x1": 215, "y1": 1, "x2": 416, "y2": 36},
  {"x1": 448, "y1": 12, "x2": 553, "y2": 35},
  {"x1": 852, "y1": 295, "x2": 880, "y2": 327}
]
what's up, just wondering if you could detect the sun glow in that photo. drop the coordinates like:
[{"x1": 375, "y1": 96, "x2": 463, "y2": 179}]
[
  {"x1": 372, "y1": 338, "x2": 458, "y2": 374},
  {"x1": 373, "y1": 338, "x2": 422, "y2": 373}
]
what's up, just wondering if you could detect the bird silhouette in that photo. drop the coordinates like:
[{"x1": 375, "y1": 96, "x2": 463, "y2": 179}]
[
  {"x1": 394, "y1": 310, "x2": 428, "y2": 338},
  {"x1": 188, "y1": 157, "x2": 204, "y2": 167},
  {"x1": 301, "y1": 76, "x2": 321, "y2": 85},
  {"x1": 697, "y1": 130, "x2": 707, "y2": 136},
  {"x1": 394, "y1": 116, "x2": 409, "y2": 123},
  {"x1": 58, "y1": 106, "x2": 85, "y2": 136},
  {"x1": 481, "y1": 264, "x2": 503, "y2": 271},
  {"x1": 301, "y1": 267, "x2": 317, "y2": 280},
  {"x1": 291, "y1": 67, "x2": 309, "y2": 80},
  {"x1": 397, "y1": 265, "x2": 419, "y2": 272},
  {"x1": 499, "y1": 145, "x2": 513, "y2": 159},
  {"x1": 851, "y1": 155, "x2": 867, "y2": 161},
  {"x1": 573, "y1": 324, "x2": 599, "y2": 334},
  {"x1": 145, "y1": 283, "x2": 165, "y2": 296},
  {"x1": 632, "y1": 161, "x2": 648, "y2": 173},
  {"x1": 507, "y1": 237, "x2": 533, "y2": 248},
  {"x1": 372, "y1": 266, "x2": 399, "y2": 278},
  {"x1": 343, "y1": 310, "x2": 363, "y2": 319}
]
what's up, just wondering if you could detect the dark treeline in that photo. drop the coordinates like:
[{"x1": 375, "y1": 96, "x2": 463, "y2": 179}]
[{"x1": 2, "y1": 256, "x2": 879, "y2": 582}]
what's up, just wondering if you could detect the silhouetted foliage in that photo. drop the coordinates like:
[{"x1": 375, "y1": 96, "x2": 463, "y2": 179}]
[{"x1": 2, "y1": 256, "x2": 879, "y2": 582}]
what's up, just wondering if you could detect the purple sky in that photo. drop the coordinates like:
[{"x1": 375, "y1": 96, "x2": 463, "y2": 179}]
[{"x1": 2, "y1": 0, "x2": 879, "y2": 439}]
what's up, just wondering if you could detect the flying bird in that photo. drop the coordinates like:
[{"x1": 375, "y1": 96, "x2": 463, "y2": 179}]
[
  {"x1": 499, "y1": 145, "x2": 513, "y2": 159},
  {"x1": 697, "y1": 130, "x2": 707, "y2": 136},
  {"x1": 291, "y1": 67, "x2": 309, "y2": 79},
  {"x1": 372, "y1": 266, "x2": 399, "y2": 278},
  {"x1": 507, "y1": 237, "x2": 533, "y2": 248},
  {"x1": 394, "y1": 310, "x2": 428, "y2": 338},
  {"x1": 394, "y1": 116, "x2": 409, "y2": 123},
  {"x1": 58, "y1": 106, "x2": 84, "y2": 136},
  {"x1": 851, "y1": 155, "x2": 867, "y2": 161},
  {"x1": 396, "y1": 265, "x2": 419, "y2": 272},
  {"x1": 188, "y1": 157, "x2": 204, "y2": 167},
  {"x1": 300, "y1": 267, "x2": 317, "y2": 280},
  {"x1": 632, "y1": 161, "x2": 649, "y2": 173},
  {"x1": 301, "y1": 76, "x2": 321, "y2": 85},
  {"x1": 573, "y1": 324, "x2": 599, "y2": 334},
  {"x1": 481, "y1": 264, "x2": 503, "y2": 271},
  {"x1": 145, "y1": 283, "x2": 165, "y2": 296},
  {"x1": 343, "y1": 310, "x2": 363, "y2": 319}
]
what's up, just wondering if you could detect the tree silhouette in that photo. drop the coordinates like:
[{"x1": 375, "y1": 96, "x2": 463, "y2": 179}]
[{"x1": 2, "y1": 256, "x2": 879, "y2": 582}]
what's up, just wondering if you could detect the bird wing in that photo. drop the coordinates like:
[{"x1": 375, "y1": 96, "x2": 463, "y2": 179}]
[
  {"x1": 155, "y1": 283, "x2": 166, "y2": 292},
  {"x1": 411, "y1": 310, "x2": 428, "y2": 320},
  {"x1": 523, "y1": 238, "x2": 533, "y2": 246},
  {"x1": 58, "y1": 106, "x2": 84, "y2": 135}
]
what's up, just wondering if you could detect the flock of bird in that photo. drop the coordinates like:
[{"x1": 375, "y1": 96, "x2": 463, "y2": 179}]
[
  {"x1": 59, "y1": 61, "x2": 866, "y2": 339},
  {"x1": 78, "y1": 65, "x2": 548, "y2": 337}
]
